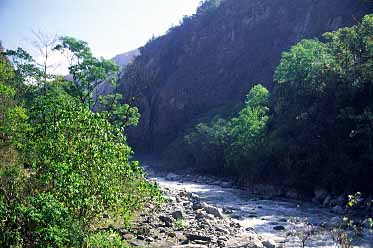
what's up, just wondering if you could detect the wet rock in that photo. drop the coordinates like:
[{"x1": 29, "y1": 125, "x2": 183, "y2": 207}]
[
  {"x1": 245, "y1": 227, "x2": 255, "y2": 232},
  {"x1": 192, "y1": 202, "x2": 204, "y2": 210},
  {"x1": 204, "y1": 205, "x2": 224, "y2": 218},
  {"x1": 273, "y1": 225, "x2": 286, "y2": 231},
  {"x1": 262, "y1": 239, "x2": 276, "y2": 248},
  {"x1": 172, "y1": 210, "x2": 184, "y2": 220},
  {"x1": 166, "y1": 173, "x2": 180, "y2": 181},
  {"x1": 223, "y1": 207, "x2": 234, "y2": 214}
]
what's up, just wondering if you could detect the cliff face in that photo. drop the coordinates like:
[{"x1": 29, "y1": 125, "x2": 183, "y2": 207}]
[{"x1": 119, "y1": 0, "x2": 372, "y2": 152}]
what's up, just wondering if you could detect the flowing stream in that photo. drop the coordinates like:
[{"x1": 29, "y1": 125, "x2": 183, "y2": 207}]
[{"x1": 142, "y1": 161, "x2": 373, "y2": 248}]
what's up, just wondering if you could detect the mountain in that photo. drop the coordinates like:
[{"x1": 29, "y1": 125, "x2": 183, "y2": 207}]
[
  {"x1": 93, "y1": 49, "x2": 139, "y2": 96},
  {"x1": 118, "y1": 0, "x2": 372, "y2": 153}
]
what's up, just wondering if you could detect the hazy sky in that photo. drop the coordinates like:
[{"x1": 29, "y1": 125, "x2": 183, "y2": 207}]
[{"x1": 0, "y1": 0, "x2": 201, "y2": 59}]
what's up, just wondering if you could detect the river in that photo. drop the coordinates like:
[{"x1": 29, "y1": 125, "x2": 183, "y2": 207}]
[{"x1": 142, "y1": 162, "x2": 373, "y2": 248}]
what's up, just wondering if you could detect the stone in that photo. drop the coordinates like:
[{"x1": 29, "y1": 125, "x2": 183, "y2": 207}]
[
  {"x1": 172, "y1": 210, "x2": 184, "y2": 220},
  {"x1": 218, "y1": 236, "x2": 228, "y2": 241},
  {"x1": 225, "y1": 233, "x2": 264, "y2": 248},
  {"x1": 223, "y1": 207, "x2": 234, "y2": 214},
  {"x1": 171, "y1": 245, "x2": 208, "y2": 248},
  {"x1": 204, "y1": 205, "x2": 224, "y2": 218},
  {"x1": 245, "y1": 227, "x2": 255, "y2": 232},
  {"x1": 123, "y1": 233, "x2": 134, "y2": 240},
  {"x1": 273, "y1": 225, "x2": 286, "y2": 231},
  {"x1": 159, "y1": 215, "x2": 173, "y2": 226},
  {"x1": 262, "y1": 239, "x2": 276, "y2": 248},
  {"x1": 216, "y1": 226, "x2": 230, "y2": 234},
  {"x1": 192, "y1": 202, "x2": 203, "y2": 210},
  {"x1": 166, "y1": 173, "x2": 179, "y2": 181},
  {"x1": 185, "y1": 233, "x2": 212, "y2": 242}
]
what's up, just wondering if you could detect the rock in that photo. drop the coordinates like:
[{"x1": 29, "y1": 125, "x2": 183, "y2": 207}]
[
  {"x1": 192, "y1": 202, "x2": 204, "y2": 210},
  {"x1": 130, "y1": 240, "x2": 147, "y2": 247},
  {"x1": 145, "y1": 236, "x2": 154, "y2": 242},
  {"x1": 225, "y1": 233, "x2": 264, "y2": 248},
  {"x1": 123, "y1": 233, "x2": 134, "y2": 240},
  {"x1": 185, "y1": 233, "x2": 212, "y2": 242},
  {"x1": 171, "y1": 245, "x2": 208, "y2": 248},
  {"x1": 331, "y1": 205, "x2": 344, "y2": 214},
  {"x1": 204, "y1": 205, "x2": 224, "y2": 218},
  {"x1": 218, "y1": 236, "x2": 229, "y2": 241},
  {"x1": 166, "y1": 173, "x2": 179, "y2": 181},
  {"x1": 216, "y1": 226, "x2": 230, "y2": 234},
  {"x1": 273, "y1": 225, "x2": 286, "y2": 231},
  {"x1": 245, "y1": 227, "x2": 255, "y2": 232},
  {"x1": 137, "y1": 235, "x2": 145, "y2": 240},
  {"x1": 189, "y1": 193, "x2": 201, "y2": 202},
  {"x1": 172, "y1": 210, "x2": 184, "y2": 220},
  {"x1": 223, "y1": 207, "x2": 234, "y2": 214},
  {"x1": 262, "y1": 239, "x2": 276, "y2": 248},
  {"x1": 159, "y1": 215, "x2": 173, "y2": 226}
]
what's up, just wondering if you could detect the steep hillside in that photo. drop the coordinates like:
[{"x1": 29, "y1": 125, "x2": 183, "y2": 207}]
[{"x1": 119, "y1": 0, "x2": 372, "y2": 152}]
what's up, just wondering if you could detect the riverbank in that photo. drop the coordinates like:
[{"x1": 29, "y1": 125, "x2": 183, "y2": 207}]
[{"x1": 124, "y1": 186, "x2": 276, "y2": 248}]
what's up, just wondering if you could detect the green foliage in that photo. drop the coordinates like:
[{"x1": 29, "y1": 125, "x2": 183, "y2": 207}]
[
  {"x1": 85, "y1": 230, "x2": 128, "y2": 248},
  {"x1": 163, "y1": 84, "x2": 270, "y2": 178},
  {"x1": 0, "y1": 37, "x2": 160, "y2": 247},
  {"x1": 54, "y1": 36, "x2": 120, "y2": 108},
  {"x1": 269, "y1": 14, "x2": 373, "y2": 192},
  {"x1": 163, "y1": 14, "x2": 373, "y2": 194}
]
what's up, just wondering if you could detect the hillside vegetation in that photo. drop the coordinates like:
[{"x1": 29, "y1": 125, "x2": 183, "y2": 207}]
[
  {"x1": 0, "y1": 37, "x2": 159, "y2": 247},
  {"x1": 164, "y1": 14, "x2": 373, "y2": 195}
]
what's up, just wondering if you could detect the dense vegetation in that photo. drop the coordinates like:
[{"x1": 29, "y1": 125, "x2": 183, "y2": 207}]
[
  {"x1": 119, "y1": 0, "x2": 371, "y2": 153},
  {"x1": 163, "y1": 14, "x2": 373, "y2": 196},
  {"x1": 0, "y1": 37, "x2": 159, "y2": 247}
]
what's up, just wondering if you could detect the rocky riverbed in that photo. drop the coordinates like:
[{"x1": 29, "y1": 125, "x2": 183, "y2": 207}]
[
  {"x1": 128, "y1": 162, "x2": 373, "y2": 248},
  {"x1": 125, "y1": 187, "x2": 276, "y2": 248}
]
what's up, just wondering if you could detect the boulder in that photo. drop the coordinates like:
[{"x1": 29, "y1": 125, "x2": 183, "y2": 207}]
[
  {"x1": 225, "y1": 233, "x2": 264, "y2": 248},
  {"x1": 172, "y1": 210, "x2": 184, "y2": 220},
  {"x1": 273, "y1": 225, "x2": 286, "y2": 231},
  {"x1": 185, "y1": 233, "x2": 212, "y2": 242},
  {"x1": 159, "y1": 215, "x2": 173, "y2": 226},
  {"x1": 166, "y1": 173, "x2": 179, "y2": 181},
  {"x1": 262, "y1": 239, "x2": 276, "y2": 248},
  {"x1": 203, "y1": 205, "x2": 224, "y2": 218}
]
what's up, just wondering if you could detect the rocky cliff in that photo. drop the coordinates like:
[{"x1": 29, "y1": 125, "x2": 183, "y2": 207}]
[{"x1": 118, "y1": 0, "x2": 372, "y2": 152}]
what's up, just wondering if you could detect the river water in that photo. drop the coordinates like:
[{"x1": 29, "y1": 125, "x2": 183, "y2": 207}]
[{"x1": 142, "y1": 163, "x2": 373, "y2": 248}]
